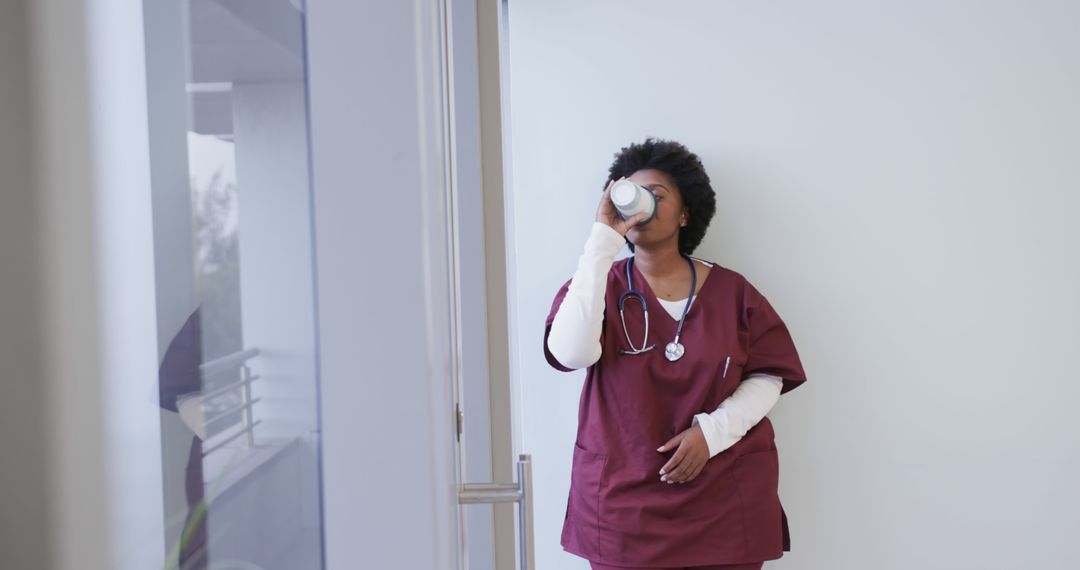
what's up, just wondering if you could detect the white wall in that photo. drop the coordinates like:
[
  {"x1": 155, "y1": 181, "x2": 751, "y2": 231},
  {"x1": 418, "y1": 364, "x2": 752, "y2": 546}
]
[
  {"x1": 307, "y1": 1, "x2": 462, "y2": 568},
  {"x1": 507, "y1": 1, "x2": 1080, "y2": 569},
  {"x1": 84, "y1": 1, "x2": 167, "y2": 566}
]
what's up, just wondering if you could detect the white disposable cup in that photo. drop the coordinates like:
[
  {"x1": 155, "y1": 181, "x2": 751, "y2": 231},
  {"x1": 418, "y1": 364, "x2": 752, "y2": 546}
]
[{"x1": 610, "y1": 179, "x2": 656, "y2": 225}]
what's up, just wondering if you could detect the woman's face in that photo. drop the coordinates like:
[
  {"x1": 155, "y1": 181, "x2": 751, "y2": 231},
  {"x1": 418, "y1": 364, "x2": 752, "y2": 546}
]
[{"x1": 624, "y1": 169, "x2": 687, "y2": 251}]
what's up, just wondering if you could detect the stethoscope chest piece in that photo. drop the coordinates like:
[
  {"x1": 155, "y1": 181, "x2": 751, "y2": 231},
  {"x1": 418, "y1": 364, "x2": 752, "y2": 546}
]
[{"x1": 664, "y1": 341, "x2": 685, "y2": 362}]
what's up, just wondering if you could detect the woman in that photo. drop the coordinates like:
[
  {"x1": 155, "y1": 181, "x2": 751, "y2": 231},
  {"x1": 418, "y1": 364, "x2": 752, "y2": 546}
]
[{"x1": 543, "y1": 138, "x2": 807, "y2": 570}]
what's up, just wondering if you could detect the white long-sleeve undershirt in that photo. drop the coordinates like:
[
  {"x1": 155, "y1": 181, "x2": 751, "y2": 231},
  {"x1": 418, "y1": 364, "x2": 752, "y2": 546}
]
[{"x1": 546, "y1": 222, "x2": 782, "y2": 458}]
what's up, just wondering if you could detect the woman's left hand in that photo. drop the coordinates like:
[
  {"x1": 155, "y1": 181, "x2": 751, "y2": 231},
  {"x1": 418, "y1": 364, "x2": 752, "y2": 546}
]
[{"x1": 657, "y1": 425, "x2": 710, "y2": 484}]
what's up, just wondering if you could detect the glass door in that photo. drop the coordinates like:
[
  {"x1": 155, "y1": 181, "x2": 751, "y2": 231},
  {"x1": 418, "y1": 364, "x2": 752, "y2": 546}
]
[{"x1": 143, "y1": 1, "x2": 324, "y2": 568}]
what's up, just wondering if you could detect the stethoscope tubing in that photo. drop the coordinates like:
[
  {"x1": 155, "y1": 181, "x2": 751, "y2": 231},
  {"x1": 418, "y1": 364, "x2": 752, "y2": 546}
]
[{"x1": 618, "y1": 255, "x2": 696, "y2": 358}]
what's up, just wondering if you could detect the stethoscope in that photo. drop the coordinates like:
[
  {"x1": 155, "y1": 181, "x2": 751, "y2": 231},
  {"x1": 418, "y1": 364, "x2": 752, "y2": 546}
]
[{"x1": 617, "y1": 254, "x2": 697, "y2": 362}]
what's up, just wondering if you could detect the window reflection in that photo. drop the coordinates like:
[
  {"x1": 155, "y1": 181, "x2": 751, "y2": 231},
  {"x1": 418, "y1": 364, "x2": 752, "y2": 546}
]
[{"x1": 147, "y1": 1, "x2": 322, "y2": 568}]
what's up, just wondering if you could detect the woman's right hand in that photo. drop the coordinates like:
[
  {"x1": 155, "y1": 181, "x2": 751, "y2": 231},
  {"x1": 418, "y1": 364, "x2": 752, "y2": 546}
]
[{"x1": 597, "y1": 178, "x2": 650, "y2": 236}]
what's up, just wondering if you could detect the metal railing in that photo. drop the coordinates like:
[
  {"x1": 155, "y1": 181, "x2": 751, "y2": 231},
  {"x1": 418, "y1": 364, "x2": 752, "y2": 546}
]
[{"x1": 198, "y1": 347, "x2": 261, "y2": 457}]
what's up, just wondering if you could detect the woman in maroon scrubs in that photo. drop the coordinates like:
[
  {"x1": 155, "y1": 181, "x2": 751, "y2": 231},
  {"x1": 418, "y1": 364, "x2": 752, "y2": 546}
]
[{"x1": 543, "y1": 139, "x2": 807, "y2": 570}]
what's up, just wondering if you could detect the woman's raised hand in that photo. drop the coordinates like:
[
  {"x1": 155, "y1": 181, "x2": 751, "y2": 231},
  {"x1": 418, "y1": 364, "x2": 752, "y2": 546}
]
[{"x1": 597, "y1": 178, "x2": 650, "y2": 236}]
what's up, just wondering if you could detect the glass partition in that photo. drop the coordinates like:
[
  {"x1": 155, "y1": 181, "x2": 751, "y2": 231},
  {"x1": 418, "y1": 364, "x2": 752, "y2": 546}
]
[{"x1": 144, "y1": 1, "x2": 323, "y2": 568}]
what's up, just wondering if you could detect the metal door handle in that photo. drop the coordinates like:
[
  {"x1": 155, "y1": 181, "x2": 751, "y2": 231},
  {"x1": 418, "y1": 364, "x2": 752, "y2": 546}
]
[{"x1": 459, "y1": 454, "x2": 534, "y2": 570}]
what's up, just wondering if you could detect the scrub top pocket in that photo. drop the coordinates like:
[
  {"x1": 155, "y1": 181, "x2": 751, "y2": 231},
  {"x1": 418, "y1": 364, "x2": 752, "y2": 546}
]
[
  {"x1": 564, "y1": 443, "x2": 608, "y2": 557},
  {"x1": 733, "y1": 449, "x2": 784, "y2": 560}
]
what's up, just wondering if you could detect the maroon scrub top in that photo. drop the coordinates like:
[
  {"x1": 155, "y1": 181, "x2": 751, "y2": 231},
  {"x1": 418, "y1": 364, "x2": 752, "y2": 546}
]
[{"x1": 543, "y1": 258, "x2": 807, "y2": 567}]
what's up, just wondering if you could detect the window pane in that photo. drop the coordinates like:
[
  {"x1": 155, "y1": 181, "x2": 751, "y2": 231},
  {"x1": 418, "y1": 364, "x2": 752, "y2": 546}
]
[{"x1": 145, "y1": 1, "x2": 323, "y2": 568}]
